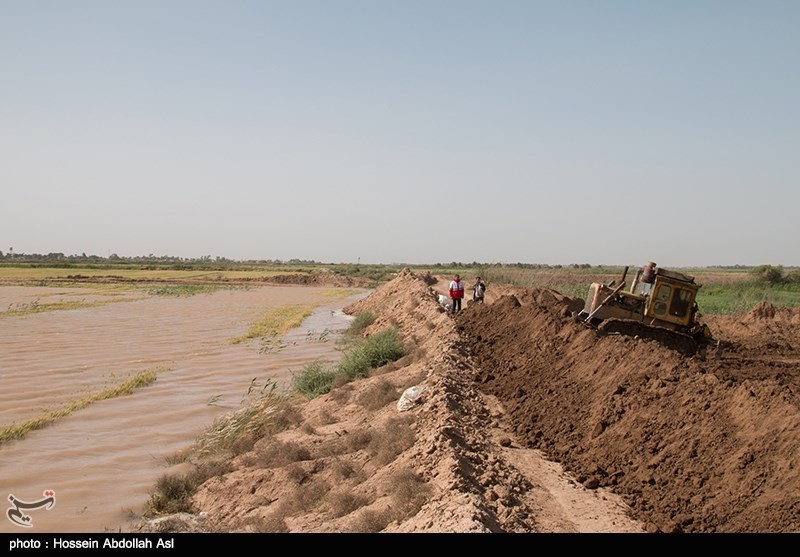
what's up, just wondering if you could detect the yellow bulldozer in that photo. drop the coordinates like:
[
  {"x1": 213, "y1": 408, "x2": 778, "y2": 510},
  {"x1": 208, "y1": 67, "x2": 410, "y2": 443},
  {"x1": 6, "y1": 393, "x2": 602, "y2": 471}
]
[{"x1": 576, "y1": 264, "x2": 720, "y2": 358}]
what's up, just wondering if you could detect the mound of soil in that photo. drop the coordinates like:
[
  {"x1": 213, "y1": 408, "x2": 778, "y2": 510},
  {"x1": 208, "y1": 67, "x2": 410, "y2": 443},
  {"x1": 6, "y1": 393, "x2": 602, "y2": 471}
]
[
  {"x1": 139, "y1": 269, "x2": 800, "y2": 533},
  {"x1": 458, "y1": 286, "x2": 800, "y2": 533}
]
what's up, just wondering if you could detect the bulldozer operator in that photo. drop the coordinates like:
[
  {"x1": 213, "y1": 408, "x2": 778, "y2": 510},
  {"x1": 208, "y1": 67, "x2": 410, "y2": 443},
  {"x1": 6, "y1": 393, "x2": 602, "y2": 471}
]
[{"x1": 640, "y1": 261, "x2": 657, "y2": 295}]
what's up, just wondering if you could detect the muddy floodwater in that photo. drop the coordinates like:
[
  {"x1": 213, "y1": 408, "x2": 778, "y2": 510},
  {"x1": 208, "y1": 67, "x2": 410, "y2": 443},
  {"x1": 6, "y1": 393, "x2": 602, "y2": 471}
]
[{"x1": 0, "y1": 284, "x2": 367, "y2": 533}]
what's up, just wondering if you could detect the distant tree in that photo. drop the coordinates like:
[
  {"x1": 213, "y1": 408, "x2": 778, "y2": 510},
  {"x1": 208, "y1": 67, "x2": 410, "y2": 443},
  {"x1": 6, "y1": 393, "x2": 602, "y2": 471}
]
[{"x1": 750, "y1": 265, "x2": 785, "y2": 285}]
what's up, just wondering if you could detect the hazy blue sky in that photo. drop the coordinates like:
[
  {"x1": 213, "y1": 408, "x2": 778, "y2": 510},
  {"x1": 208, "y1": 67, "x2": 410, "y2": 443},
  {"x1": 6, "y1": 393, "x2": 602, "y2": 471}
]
[{"x1": 2, "y1": 1, "x2": 797, "y2": 267}]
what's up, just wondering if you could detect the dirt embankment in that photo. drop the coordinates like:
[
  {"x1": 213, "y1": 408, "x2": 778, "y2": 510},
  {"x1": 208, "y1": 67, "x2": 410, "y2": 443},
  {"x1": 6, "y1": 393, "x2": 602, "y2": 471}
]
[{"x1": 139, "y1": 268, "x2": 800, "y2": 533}]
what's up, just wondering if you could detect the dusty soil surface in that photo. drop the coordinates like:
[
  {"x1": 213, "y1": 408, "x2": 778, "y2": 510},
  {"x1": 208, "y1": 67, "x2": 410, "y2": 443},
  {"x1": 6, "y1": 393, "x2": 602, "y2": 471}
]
[{"x1": 138, "y1": 269, "x2": 800, "y2": 533}]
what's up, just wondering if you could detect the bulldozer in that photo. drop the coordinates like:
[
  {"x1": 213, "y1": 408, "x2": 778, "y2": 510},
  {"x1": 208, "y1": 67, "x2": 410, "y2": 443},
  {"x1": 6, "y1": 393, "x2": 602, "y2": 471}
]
[{"x1": 576, "y1": 264, "x2": 720, "y2": 358}]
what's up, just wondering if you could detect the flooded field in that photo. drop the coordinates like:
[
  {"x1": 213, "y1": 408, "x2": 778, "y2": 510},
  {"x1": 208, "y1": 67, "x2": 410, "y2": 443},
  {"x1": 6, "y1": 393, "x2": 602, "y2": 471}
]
[{"x1": 0, "y1": 284, "x2": 366, "y2": 533}]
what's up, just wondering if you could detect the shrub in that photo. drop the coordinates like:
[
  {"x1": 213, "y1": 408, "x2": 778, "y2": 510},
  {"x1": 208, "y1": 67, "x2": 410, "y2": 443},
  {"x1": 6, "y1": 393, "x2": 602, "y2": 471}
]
[
  {"x1": 146, "y1": 458, "x2": 232, "y2": 516},
  {"x1": 293, "y1": 317, "x2": 407, "y2": 398},
  {"x1": 750, "y1": 265, "x2": 786, "y2": 285},
  {"x1": 349, "y1": 508, "x2": 394, "y2": 533},
  {"x1": 369, "y1": 416, "x2": 416, "y2": 466},
  {"x1": 292, "y1": 360, "x2": 337, "y2": 397},
  {"x1": 327, "y1": 490, "x2": 370, "y2": 518},
  {"x1": 348, "y1": 311, "x2": 376, "y2": 336},
  {"x1": 388, "y1": 468, "x2": 432, "y2": 517},
  {"x1": 337, "y1": 328, "x2": 407, "y2": 381}
]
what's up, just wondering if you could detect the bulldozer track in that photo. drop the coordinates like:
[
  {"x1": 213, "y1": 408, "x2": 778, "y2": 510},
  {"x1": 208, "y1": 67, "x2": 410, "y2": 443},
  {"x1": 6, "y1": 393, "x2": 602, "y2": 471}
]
[{"x1": 596, "y1": 318, "x2": 701, "y2": 357}]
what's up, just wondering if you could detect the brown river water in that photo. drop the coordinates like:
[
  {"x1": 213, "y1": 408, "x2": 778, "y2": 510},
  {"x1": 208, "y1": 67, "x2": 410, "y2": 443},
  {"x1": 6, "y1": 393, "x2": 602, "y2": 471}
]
[{"x1": 0, "y1": 284, "x2": 368, "y2": 533}]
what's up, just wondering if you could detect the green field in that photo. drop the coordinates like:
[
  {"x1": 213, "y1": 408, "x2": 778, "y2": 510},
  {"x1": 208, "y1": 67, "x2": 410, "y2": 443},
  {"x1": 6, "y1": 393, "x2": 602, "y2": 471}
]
[{"x1": 1, "y1": 259, "x2": 798, "y2": 315}]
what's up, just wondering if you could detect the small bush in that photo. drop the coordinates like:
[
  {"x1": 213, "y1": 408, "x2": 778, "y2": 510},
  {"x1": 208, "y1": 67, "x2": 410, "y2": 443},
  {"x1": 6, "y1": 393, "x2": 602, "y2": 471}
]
[
  {"x1": 285, "y1": 463, "x2": 308, "y2": 484},
  {"x1": 389, "y1": 468, "x2": 432, "y2": 516},
  {"x1": 317, "y1": 408, "x2": 337, "y2": 425},
  {"x1": 345, "y1": 429, "x2": 374, "y2": 452},
  {"x1": 292, "y1": 360, "x2": 337, "y2": 397},
  {"x1": 281, "y1": 480, "x2": 330, "y2": 515},
  {"x1": 327, "y1": 490, "x2": 370, "y2": 518},
  {"x1": 349, "y1": 508, "x2": 395, "y2": 533},
  {"x1": 338, "y1": 328, "x2": 407, "y2": 381},
  {"x1": 294, "y1": 327, "x2": 408, "y2": 399},
  {"x1": 751, "y1": 265, "x2": 786, "y2": 284},
  {"x1": 347, "y1": 311, "x2": 376, "y2": 336},
  {"x1": 292, "y1": 326, "x2": 409, "y2": 398},
  {"x1": 146, "y1": 458, "x2": 232, "y2": 516},
  {"x1": 330, "y1": 458, "x2": 362, "y2": 482},
  {"x1": 149, "y1": 475, "x2": 196, "y2": 515},
  {"x1": 369, "y1": 416, "x2": 416, "y2": 466}
]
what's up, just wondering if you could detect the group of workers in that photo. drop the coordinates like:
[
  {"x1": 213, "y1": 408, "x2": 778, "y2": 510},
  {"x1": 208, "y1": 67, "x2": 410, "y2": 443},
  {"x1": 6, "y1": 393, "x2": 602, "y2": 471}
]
[
  {"x1": 447, "y1": 274, "x2": 485, "y2": 313},
  {"x1": 444, "y1": 260, "x2": 656, "y2": 314}
]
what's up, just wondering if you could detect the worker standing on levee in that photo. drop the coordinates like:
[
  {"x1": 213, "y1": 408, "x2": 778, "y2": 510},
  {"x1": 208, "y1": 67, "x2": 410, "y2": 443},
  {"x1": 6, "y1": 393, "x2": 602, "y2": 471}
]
[
  {"x1": 449, "y1": 274, "x2": 465, "y2": 313},
  {"x1": 641, "y1": 261, "x2": 657, "y2": 294}
]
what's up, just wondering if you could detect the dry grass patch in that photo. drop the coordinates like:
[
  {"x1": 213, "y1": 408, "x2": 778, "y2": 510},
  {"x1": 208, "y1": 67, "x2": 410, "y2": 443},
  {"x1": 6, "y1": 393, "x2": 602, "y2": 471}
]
[
  {"x1": 255, "y1": 439, "x2": 312, "y2": 468},
  {"x1": 192, "y1": 379, "x2": 302, "y2": 457},
  {"x1": 370, "y1": 416, "x2": 416, "y2": 466},
  {"x1": 328, "y1": 382, "x2": 355, "y2": 404},
  {"x1": 329, "y1": 458, "x2": 364, "y2": 483},
  {"x1": 346, "y1": 429, "x2": 374, "y2": 452},
  {"x1": 279, "y1": 480, "x2": 330, "y2": 517},
  {"x1": 327, "y1": 489, "x2": 371, "y2": 518},
  {"x1": 387, "y1": 468, "x2": 432, "y2": 516},
  {"x1": 240, "y1": 513, "x2": 289, "y2": 533},
  {"x1": 316, "y1": 408, "x2": 338, "y2": 425},
  {"x1": 346, "y1": 468, "x2": 432, "y2": 532},
  {"x1": 146, "y1": 458, "x2": 233, "y2": 516},
  {"x1": 349, "y1": 508, "x2": 396, "y2": 533},
  {"x1": 285, "y1": 463, "x2": 309, "y2": 484},
  {"x1": 356, "y1": 378, "x2": 399, "y2": 411}
]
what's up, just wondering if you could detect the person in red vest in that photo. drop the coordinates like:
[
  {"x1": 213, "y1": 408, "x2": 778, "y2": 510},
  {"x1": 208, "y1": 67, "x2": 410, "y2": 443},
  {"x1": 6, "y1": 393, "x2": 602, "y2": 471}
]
[
  {"x1": 640, "y1": 261, "x2": 657, "y2": 294},
  {"x1": 449, "y1": 274, "x2": 465, "y2": 313}
]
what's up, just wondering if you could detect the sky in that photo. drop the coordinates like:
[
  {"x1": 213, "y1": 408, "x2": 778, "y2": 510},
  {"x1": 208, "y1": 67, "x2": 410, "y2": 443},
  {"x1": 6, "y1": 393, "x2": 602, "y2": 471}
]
[{"x1": 1, "y1": 1, "x2": 798, "y2": 267}]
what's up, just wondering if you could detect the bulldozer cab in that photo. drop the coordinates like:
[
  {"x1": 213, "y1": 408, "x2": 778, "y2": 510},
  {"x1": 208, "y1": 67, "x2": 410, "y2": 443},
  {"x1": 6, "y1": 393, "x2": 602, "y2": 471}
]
[{"x1": 643, "y1": 269, "x2": 699, "y2": 328}]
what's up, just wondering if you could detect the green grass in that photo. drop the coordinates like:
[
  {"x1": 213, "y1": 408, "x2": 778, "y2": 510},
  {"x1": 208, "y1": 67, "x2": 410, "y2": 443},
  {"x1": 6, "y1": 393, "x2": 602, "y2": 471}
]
[
  {"x1": 0, "y1": 297, "x2": 144, "y2": 317},
  {"x1": 291, "y1": 361, "x2": 337, "y2": 398},
  {"x1": 0, "y1": 369, "x2": 161, "y2": 446},
  {"x1": 348, "y1": 310, "x2": 376, "y2": 333},
  {"x1": 292, "y1": 317, "x2": 408, "y2": 398},
  {"x1": 481, "y1": 265, "x2": 800, "y2": 314},
  {"x1": 16, "y1": 259, "x2": 794, "y2": 316},
  {"x1": 336, "y1": 328, "x2": 407, "y2": 381},
  {"x1": 696, "y1": 281, "x2": 800, "y2": 315},
  {"x1": 230, "y1": 304, "x2": 317, "y2": 345},
  {"x1": 145, "y1": 284, "x2": 236, "y2": 296}
]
